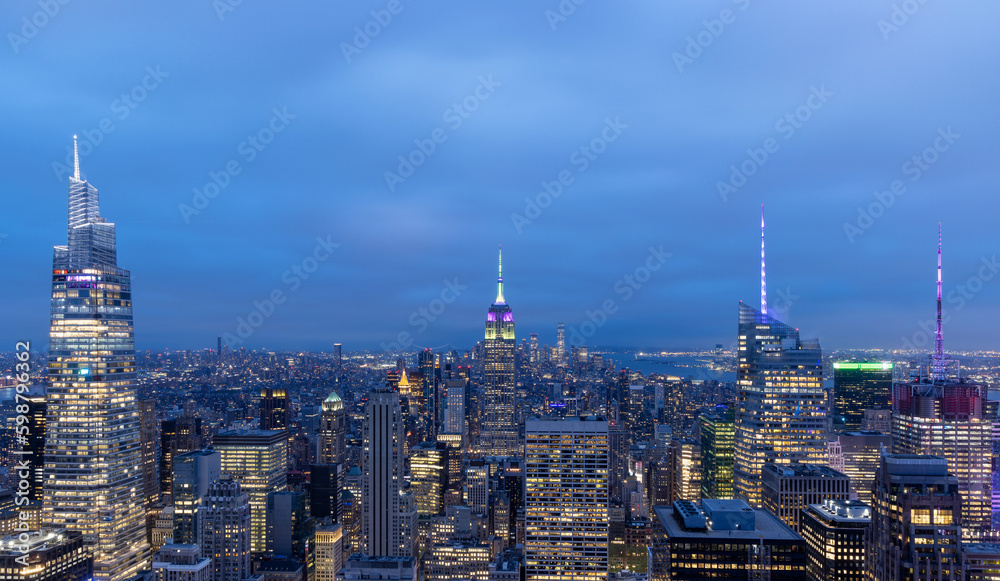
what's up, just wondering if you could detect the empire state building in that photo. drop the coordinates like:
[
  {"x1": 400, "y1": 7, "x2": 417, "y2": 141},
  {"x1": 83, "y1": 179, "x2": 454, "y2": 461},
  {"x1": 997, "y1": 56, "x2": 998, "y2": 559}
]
[
  {"x1": 480, "y1": 246, "x2": 518, "y2": 456},
  {"x1": 42, "y1": 138, "x2": 151, "y2": 581}
]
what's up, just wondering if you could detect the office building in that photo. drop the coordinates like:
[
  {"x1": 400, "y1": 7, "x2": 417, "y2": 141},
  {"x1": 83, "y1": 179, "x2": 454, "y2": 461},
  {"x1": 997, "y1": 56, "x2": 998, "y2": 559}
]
[
  {"x1": 139, "y1": 399, "x2": 159, "y2": 509},
  {"x1": 423, "y1": 541, "x2": 492, "y2": 581},
  {"x1": 648, "y1": 499, "x2": 807, "y2": 581},
  {"x1": 481, "y1": 248, "x2": 518, "y2": 456},
  {"x1": 319, "y1": 391, "x2": 346, "y2": 465},
  {"x1": 962, "y1": 544, "x2": 1000, "y2": 581},
  {"x1": 761, "y1": 462, "x2": 850, "y2": 533},
  {"x1": 868, "y1": 453, "x2": 963, "y2": 581},
  {"x1": 21, "y1": 395, "x2": 46, "y2": 503},
  {"x1": 342, "y1": 556, "x2": 416, "y2": 581},
  {"x1": 0, "y1": 529, "x2": 92, "y2": 581},
  {"x1": 411, "y1": 441, "x2": 448, "y2": 517},
  {"x1": 265, "y1": 491, "x2": 311, "y2": 559},
  {"x1": 837, "y1": 431, "x2": 891, "y2": 503},
  {"x1": 259, "y1": 388, "x2": 291, "y2": 431},
  {"x1": 466, "y1": 460, "x2": 489, "y2": 516},
  {"x1": 309, "y1": 463, "x2": 342, "y2": 522},
  {"x1": 700, "y1": 407, "x2": 735, "y2": 499},
  {"x1": 362, "y1": 385, "x2": 412, "y2": 557},
  {"x1": 172, "y1": 450, "x2": 221, "y2": 545},
  {"x1": 313, "y1": 523, "x2": 343, "y2": 581},
  {"x1": 213, "y1": 429, "x2": 287, "y2": 553},
  {"x1": 199, "y1": 478, "x2": 251, "y2": 581},
  {"x1": 865, "y1": 454, "x2": 963, "y2": 581},
  {"x1": 442, "y1": 379, "x2": 467, "y2": 436},
  {"x1": 152, "y1": 544, "x2": 211, "y2": 581},
  {"x1": 333, "y1": 343, "x2": 342, "y2": 369},
  {"x1": 161, "y1": 415, "x2": 204, "y2": 499},
  {"x1": 801, "y1": 499, "x2": 870, "y2": 581},
  {"x1": 525, "y1": 416, "x2": 609, "y2": 581},
  {"x1": 42, "y1": 139, "x2": 151, "y2": 581},
  {"x1": 671, "y1": 438, "x2": 701, "y2": 502},
  {"x1": 862, "y1": 409, "x2": 892, "y2": 433},
  {"x1": 832, "y1": 362, "x2": 893, "y2": 431}
]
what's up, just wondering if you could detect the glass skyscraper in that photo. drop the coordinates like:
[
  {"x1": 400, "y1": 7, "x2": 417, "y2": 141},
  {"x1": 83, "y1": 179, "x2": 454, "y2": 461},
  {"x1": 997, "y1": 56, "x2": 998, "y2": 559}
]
[
  {"x1": 733, "y1": 302, "x2": 827, "y2": 507},
  {"x1": 42, "y1": 139, "x2": 151, "y2": 581},
  {"x1": 480, "y1": 247, "x2": 517, "y2": 456},
  {"x1": 832, "y1": 362, "x2": 892, "y2": 431}
]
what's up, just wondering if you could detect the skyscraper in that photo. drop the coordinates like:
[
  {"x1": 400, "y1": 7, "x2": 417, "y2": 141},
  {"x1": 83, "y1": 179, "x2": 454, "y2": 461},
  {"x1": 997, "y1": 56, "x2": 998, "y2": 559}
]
[
  {"x1": 891, "y1": 227, "x2": 992, "y2": 530},
  {"x1": 172, "y1": 450, "x2": 221, "y2": 545},
  {"x1": 556, "y1": 323, "x2": 566, "y2": 367},
  {"x1": 259, "y1": 387, "x2": 291, "y2": 431},
  {"x1": 671, "y1": 438, "x2": 702, "y2": 502},
  {"x1": 480, "y1": 247, "x2": 517, "y2": 456},
  {"x1": 362, "y1": 385, "x2": 412, "y2": 557},
  {"x1": 868, "y1": 453, "x2": 963, "y2": 581},
  {"x1": 319, "y1": 390, "x2": 346, "y2": 465},
  {"x1": 200, "y1": 478, "x2": 252, "y2": 581},
  {"x1": 524, "y1": 416, "x2": 609, "y2": 581},
  {"x1": 733, "y1": 208, "x2": 827, "y2": 507},
  {"x1": 139, "y1": 399, "x2": 160, "y2": 510},
  {"x1": 410, "y1": 441, "x2": 448, "y2": 517},
  {"x1": 22, "y1": 394, "x2": 46, "y2": 503},
  {"x1": 213, "y1": 429, "x2": 288, "y2": 553},
  {"x1": 832, "y1": 362, "x2": 892, "y2": 431},
  {"x1": 700, "y1": 407, "x2": 735, "y2": 499},
  {"x1": 42, "y1": 138, "x2": 151, "y2": 581}
]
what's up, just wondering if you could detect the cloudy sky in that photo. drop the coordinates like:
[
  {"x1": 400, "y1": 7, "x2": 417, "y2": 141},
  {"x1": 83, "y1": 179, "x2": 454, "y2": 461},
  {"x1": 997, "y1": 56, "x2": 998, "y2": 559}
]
[{"x1": 2, "y1": 1, "x2": 998, "y2": 352}]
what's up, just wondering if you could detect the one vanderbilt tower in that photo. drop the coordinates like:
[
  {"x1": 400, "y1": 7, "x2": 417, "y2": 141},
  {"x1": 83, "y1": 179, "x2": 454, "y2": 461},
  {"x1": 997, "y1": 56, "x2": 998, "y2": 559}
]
[{"x1": 43, "y1": 138, "x2": 151, "y2": 581}]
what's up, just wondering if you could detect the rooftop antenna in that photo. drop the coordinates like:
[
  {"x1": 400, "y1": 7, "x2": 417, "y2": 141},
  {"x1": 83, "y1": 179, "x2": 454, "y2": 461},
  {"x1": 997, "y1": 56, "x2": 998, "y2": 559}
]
[
  {"x1": 73, "y1": 135, "x2": 80, "y2": 180},
  {"x1": 495, "y1": 244, "x2": 505, "y2": 304},
  {"x1": 932, "y1": 224, "x2": 945, "y2": 381},
  {"x1": 760, "y1": 204, "x2": 766, "y2": 315}
]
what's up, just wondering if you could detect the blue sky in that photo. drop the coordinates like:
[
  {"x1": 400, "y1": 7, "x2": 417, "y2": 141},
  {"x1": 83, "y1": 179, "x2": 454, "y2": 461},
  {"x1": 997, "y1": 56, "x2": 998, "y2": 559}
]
[{"x1": 2, "y1": 1, "x2": 998, "y2": 352}]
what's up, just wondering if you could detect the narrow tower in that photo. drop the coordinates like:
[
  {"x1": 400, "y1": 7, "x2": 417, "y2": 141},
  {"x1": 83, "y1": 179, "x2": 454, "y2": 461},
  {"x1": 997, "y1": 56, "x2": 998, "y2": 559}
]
[
  {"x1": 481, "y1": 245, "x2": 517, "y2": 456},
  {"x1": 932, "y1": 223, "x2": 946, "y2": 380},
  {"x1": 43, "y1": 138, "x2": 151, "y2": 581},
  {"x1": 760, "y1": 204, "x2": 767, "y2": 314}
]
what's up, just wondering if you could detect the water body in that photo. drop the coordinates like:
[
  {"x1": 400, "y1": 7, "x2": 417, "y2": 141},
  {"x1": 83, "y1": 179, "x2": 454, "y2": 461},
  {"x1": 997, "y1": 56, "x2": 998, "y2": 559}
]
[{"x1": 597, "y1": 350, "x2": 737, "y2": 383}]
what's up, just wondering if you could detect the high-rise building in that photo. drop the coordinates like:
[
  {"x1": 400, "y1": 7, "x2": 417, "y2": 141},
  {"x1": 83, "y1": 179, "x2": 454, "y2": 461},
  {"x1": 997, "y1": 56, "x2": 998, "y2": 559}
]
[
  {"x1": 0, "y1": 529, "x2": 92, "y2": 581},
  {"x1": 529, "y1": 333, "x2": 539, "y2": 365},
  {"x1": 466, "y1": 459, "x2": 489, "y2": 516},
  {"x1": 152, "y1": 544, "x2": 211, "y2": 581},
  {"x1": 411, "y1": 441, "x2": 448, "y2": 517},
  {"x1": 832, "y1": 362, "x2": 892, "y2": 431},
  {"x1": 868, "y1": 453, "x2": 963, "y2": 581},
  {"x1": 259, "y1": 388, "x2": 291, "y2": 431},
  {"x1": 309, "y1": 463, "x2": 342, "y2": 522},
  {"x1": 314, "y1": 523, "x2": 344, "y2": 581},
  {"x1": 525, "y1": 416, "x2": 609, "y2": 581},
  {"x1": 700, "y1": 407, "x2": 735, "y2": 499},
  {"x1": 481, "y1": 247, "x2": 517, "y2": 456},
  {"x1": 801, "y1": 499, "x2": 870, "y2": 581},
  {"x1": 760, "y1": 462, "x2": 851, "y2": 533},
  {"x1": 362, "y1": 385, "x2": 412, "y2": 557},
  {"x1": 22, "y1": 394, "x2": 46, "y2": 503},
  {"x1": 319, "y1": 391, "x2": 346, "y2": 465},
  {"x1": 443, "y1": 379, "x2": 467, "y2": 436},
  {"x1": 862, "y1": 409, "x2": 892, "y2": 433},
  {"x1": 671, "y1": 438, "x2": 701, "y2": 502},
  {"x1": 555, "y1": 323, "x2": 566, "y2": 367},
  {"x1": 213, "y1": 429, "x2": 288, "y2": 553},
  {"x1": 161, "y1": 415, "x2": 204, "y2": 499},
  {"x1": 837, "y1": 431, "x2": 891, "y2": 503},
  {"x1": 172, "y1": 450, "x2": 221, "y2": 545},
  {"x1": 333, "y1": 343, "x2": 342, "y2": 370},
  {"x1": 733, "y1": 210, "x2": 828, "y2": 508},
  {"x1": 423, "y1": 541, "x2": 492, "y2": 581},
  {"x1": 200, "y1": 478, "x2": 252, "y2": 581},
  {"x1": 139, "y1": 399, "x2": 159, "y2": 510},
  {"x1": 42, "y1": 138, "x2": 151, "y2": 581},
  {"x1": 265, "y1": 491, "x2": 312, "y2": 559},
  {"x1": 648, "y1": 499, "x2": 807, "y2": 581},
  {"x1": 343, "y1": 555, "x2": 417, "y2": 581},
  {"x1": 419, "y1": 349, "x2": 438, "y2": 438}
]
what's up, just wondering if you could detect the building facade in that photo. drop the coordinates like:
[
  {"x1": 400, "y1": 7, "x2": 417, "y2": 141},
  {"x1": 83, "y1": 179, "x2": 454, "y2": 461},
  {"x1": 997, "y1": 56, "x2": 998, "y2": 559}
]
[
  {"x1": 832, "y1": 362, "x2": 892, "y2": 431},
  {"x1": 481, "y1": 249, "x2": 517, "y2": 456},
  {"x1": 801, "y1": 500, "x2": 870, "y2": 581}
]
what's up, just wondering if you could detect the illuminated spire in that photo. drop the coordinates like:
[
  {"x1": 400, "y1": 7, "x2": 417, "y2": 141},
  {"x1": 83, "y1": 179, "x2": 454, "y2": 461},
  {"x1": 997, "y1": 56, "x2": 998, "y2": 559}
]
[
  {"x1": 73, "y1": 135, "x2": 80, "y2": 180},
  {"x1": 496, "y1": 244, "x2": 505, "y2": 304},
  {"x1": 760, "y1": 204, "x2": 766, "y2": 315},
  {"x1": 932, "y1": 223, "x2": 945, "y2": 380}
]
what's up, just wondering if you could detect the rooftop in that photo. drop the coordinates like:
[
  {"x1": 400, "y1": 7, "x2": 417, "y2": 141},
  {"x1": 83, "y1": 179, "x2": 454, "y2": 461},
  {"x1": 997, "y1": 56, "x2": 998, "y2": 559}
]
[{"x1": 653, "y1": 501, "x2": 800, "y2": 542}]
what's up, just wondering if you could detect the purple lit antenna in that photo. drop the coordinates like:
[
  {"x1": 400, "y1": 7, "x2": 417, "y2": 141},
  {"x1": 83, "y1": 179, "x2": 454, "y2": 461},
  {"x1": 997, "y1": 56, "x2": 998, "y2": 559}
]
[
  {"x1": 760, "y1": 204, "x2": 766, "y2": 315},
  {"x1": 932, "y1": 223, "x2": 944, "y2": 380}
]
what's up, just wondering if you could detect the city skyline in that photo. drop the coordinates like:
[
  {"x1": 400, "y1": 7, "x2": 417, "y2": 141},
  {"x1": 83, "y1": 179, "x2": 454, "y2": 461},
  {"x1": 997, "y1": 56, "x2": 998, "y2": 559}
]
[{"x1": 2, "y1": 2, "x2": 998, "y2": 352}]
